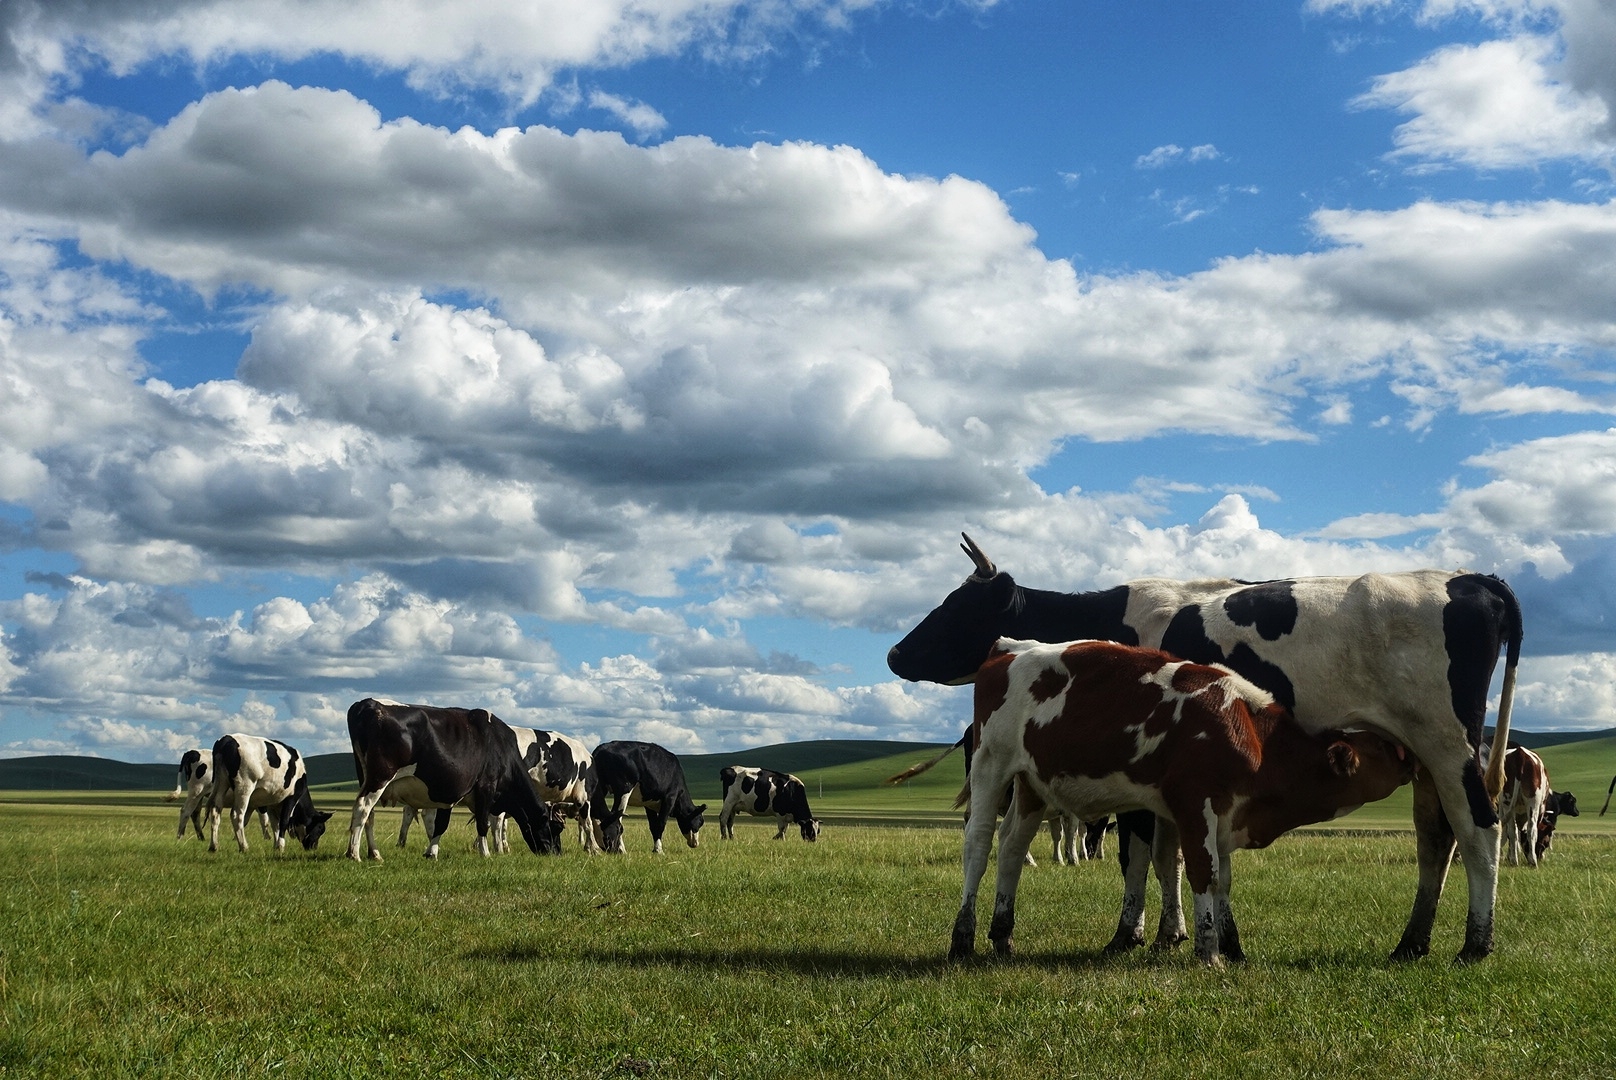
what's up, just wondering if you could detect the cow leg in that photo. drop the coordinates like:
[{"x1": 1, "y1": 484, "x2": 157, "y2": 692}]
[
  {"x1": 491, "y1": 813, "x2": 509, "y2": 855},
  {"x1": 347, "y1": 786, "x2": 391, "y2": 862},
  {"x1": 230, "y1": 793, "x2": 252, "y2": 853},
  {"x1": 1151, "y1": 815, "x2": 1188, "y2": 949},
  {"x1": 1106, "y1": 812, "x2": 1154, "y2": 952},
  {"x1": 719, "y1": 806, "x2": 734, "y2": 840},
  {"x1": 989, "y1": 779, "x2": 1047, "y2": 957},
  {"x1": 424, "y1": 808, "x2": 450, "y2": 859},
  {"x1": 259, "y1": 811, "x2": 274, "y2": 840},
  {"x1": 178, "y1": 792, "x2": 205, "y2": 840},
  {"x1": 207, "y1": 802, "x2": 223, "y2": 853},
  {"x1": 646, "y1": 809, "x2": 668, "y2": 854},
  {"x1": 1522, "y1": 814, "x2": 1539, "y2": 869},
  {"x1": 1214, "y1": 847, "x2": 1243, "y2": 964},
  {"x1": 1391, "y1": 769, "x2": 1457, "y2": 961},
  {"x1": 396, "y1": 806, "x2": 414, "y2": 849},
  {"x1": 1048, "y1": 817, "x2": 1066, "y2": 866},
  {"x1": 1173, "y1": 802, "x2": 1224, "y2": 967},
  {"x1": 1065, "y1": 816, "x2": 1083, "y2": 864},
  {"x1": 775, "y1": 817, "x2": 789, "y2": 840},
  {"x1": 952, "y1": 766, "x2": 1008, "y2": 959}
]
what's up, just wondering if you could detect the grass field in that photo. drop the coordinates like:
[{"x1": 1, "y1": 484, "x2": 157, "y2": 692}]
[{"x1": 3, "y1": 787, "x2": 1616, "y2": 1079}]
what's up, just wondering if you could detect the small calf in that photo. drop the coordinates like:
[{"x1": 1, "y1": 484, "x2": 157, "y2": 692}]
[{"x1": 953, "y1": 638, "x2": 1414, "y2": 966}]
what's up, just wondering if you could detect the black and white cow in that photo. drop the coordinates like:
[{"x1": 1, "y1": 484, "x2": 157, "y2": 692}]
[
  {"x1": 718, "y1": 766, "x2": 822, "y2": 841},
  {"x1": 591, "y1": 741, "x2": 706, "y2": 854},
  {"x1": 207, "y1": 734, "x2": 332, "y2": 854},
  {"x1": 168, "y1": 748, "x2": 272, "y2": 841},
  {"x1": 345, "y1": 698, "x2": 561, "y2": 861},
  {"x1": 887, "y1": 534, "x2": 1522, "y2": 963},
  {"x1": 498, "y1": 726, "x2": 598, "y2": 854}
]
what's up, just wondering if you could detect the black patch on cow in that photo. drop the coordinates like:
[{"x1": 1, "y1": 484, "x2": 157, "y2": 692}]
[
  {"x1": 1158, "y1": 605, "x2": 1296, "y2": 710},
  {"x1": 283, "y1": 747, "x2": 299, "y2": 789},
  {"x1": 1461, "y1": 760, "x2": 1499, "y2": 830},
  {"x1": 741, "y1": 776, "x2": 754, "y2": 795},
  {"x1": 264, "y1": 741, "x2": 281, "y2": 770},
  {"x1": 1222, "y1": 581, "x2": 1298, "y2": 641},
  {"x1": 1443, "y1": 575, "x2": 1521, "y2": 748},
  {"x1": 215, "y1": 735, "x2": 243, "y2": 781},
  {"x1": 542, "y1": 735, "x2": 578, "y2": 791}
]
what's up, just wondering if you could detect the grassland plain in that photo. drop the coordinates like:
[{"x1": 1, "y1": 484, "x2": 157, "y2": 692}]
[{"x1": 2, "y1": 794, "x2": 1615, "y2": 1080}]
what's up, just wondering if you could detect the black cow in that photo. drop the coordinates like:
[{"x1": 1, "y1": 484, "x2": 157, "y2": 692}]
[
  {"x1": 718, "y1": 766, "x2": 821, "y2": 841},
  {"x1": 887, "y1": 533, "x2": 1522, "y2": 963},
  {"x1": 208, "y1": 734, "x2": 332, "y2": 854},
  {"x1": 591, "y1": 741, "x2": 706, "y2": 853},
  {"x1": 344, "y1": 698, "x2": 561, "y2": 861}
]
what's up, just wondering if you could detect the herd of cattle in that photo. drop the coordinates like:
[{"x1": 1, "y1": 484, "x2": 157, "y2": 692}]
[
  {"x1": 166, "y1": 535, "x2": 1605, "y2": 967},
  {"x1": 168, "y1": 701, "x2": 822, "y2": 861}
]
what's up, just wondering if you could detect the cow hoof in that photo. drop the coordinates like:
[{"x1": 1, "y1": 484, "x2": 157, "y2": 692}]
[
  {"x1": 1103, "y1": 928, "x2": 1146, "y2": 953},
  {"x1": 991, "y1": 937, "x2": 1013, "y2": 958},
  {"x1": 1150, "y1": 932, "x2": 1188, "y2": 951},
  {"x1": 1389, "y1": 944, "x2": 1428, "y2": 962},
  {"x1": 1453, "y1": 944, "x2": 1492, "y2": 966},
  {"x1": 1199, "y1": 953, "x2": 1226, "y2": 970}
]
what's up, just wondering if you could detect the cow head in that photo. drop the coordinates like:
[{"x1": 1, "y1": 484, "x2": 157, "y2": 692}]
[
  {"x1": 511, "y1": 804, "x2": 562, "y2": 855},
  {"x1": 1548, "y1": 790, "x2": 1580, "y2": 817},
  {"x1": 679, "y1": 804, "x2": 707, "y2": 848},
  {"x1": 887, "y1": 534, "x2": 1021, "y2": 686},
  {"x1": 800, "y1": 817, "x2": 823, "y2": 842},
  {"x1": 293, "y1": 809, "x2": 334, "y2": 851},
  {"x1": 1326, "y1": 731, "x2": 1415, "y2": 804},
  {"x1": 599, "y1": 813, "x2": 626, "y2": 854}
]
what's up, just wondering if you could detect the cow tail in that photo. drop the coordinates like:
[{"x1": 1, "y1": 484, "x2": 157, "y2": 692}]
[
  {"x1": 884, "y1": 734, "x2": 964, "y2": 785},
  {"x1": 1481, "y1": 576, "x2": 1524, "y2": 805},
  {"x1": 1600, "y1": 774, "x2": 1615, "y2": 817},
  {"x1": 952, "y1": 778, "x2": 971, "y2": 811}
]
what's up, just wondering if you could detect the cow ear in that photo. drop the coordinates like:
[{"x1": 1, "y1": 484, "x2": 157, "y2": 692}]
[
  {"x1": 694, "y1": 804, "x2": 707, "y2": 814},
  {"x1": 1327, "y1": 741, "x2": 1360, "y2": 777}
]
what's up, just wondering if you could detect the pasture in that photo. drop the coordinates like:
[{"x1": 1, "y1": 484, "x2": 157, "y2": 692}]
[{"x1": 3, "y1": 779, "x2": 1615, "y2": 1079}]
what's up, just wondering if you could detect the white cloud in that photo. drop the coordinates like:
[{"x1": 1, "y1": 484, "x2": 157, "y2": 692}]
[
  {"x1": 588, "y1": 90, "x2": 669, "y2": 139},
  {"x1": 1355, "y1": 35, "x2": 1612, "y2": 168}
]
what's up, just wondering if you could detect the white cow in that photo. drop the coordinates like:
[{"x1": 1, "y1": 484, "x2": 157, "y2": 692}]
[{"x1": 168, "y1": 748, "x2": 271, "y2": 841}]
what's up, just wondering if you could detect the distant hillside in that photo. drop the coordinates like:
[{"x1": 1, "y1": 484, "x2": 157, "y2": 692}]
[{"x1": 2, "y1": 730, "x2": 1607, "y2": 792}]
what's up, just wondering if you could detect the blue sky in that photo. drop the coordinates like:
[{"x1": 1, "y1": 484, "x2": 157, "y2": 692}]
[{"x1": 2, "y1": 0, "x2": 1615, "y2": 762}]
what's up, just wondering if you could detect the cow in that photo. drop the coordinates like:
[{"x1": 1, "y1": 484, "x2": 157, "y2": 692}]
[
  {"x1": 1494, "y1": 746, "x2": 1549, "y2": 868},
  {"x1": 168, "y1": 748, "x2": 273, "y2": 841},
  {"x1": 888, "y1": 534, "x2": 1521, "y2": 964},
  {"x1": 718, "y1": 766, "x2": 822, "y2": 841},
  {"x1": 344, "y1": 698, "x2": 561, "y2": 861},
  {"x1": 1532, "y1": 790, "x2": 1579, "y2": 863},
  {"x1": 207, "y1": 734, "x2": 333, "y2": 854},
  {"x1": 952, "y1": 638, "x2": 1416, "y2": 966},
  {"x1": 497, "y1": 727, "x2": 599, "y2": 854},
  {"x1": 591, "y1": 741, "x2": 706, "y2": 854}
]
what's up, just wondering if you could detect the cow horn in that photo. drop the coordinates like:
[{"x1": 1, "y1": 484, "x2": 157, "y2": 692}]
[{"x1": 960, "y1": 532, "x2": 996, "y2": 578}]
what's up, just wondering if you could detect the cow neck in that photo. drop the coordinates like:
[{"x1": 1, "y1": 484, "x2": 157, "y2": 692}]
[{"x1": 1000, "y1": 581, "x2": 1138, "y2": 646}]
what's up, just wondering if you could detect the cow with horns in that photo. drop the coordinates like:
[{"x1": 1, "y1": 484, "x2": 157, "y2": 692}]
[{"x1": 888, "y1": 533, "x2": 1522, "y2": 964}]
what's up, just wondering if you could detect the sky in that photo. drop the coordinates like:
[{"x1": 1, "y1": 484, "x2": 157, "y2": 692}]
[{"x1": 2, "y1": 0, "x2": 1615, "y2": 763}]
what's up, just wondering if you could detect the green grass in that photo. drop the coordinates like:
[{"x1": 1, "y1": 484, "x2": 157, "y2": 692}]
[{"x1": 2, "y1": 800, "x2": 1615, "y2": 1079}]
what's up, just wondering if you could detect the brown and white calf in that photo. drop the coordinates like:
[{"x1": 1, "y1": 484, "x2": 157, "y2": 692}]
[
  {"x1": 952, "y1": 638, "x2": 1415, "y2": 966},
  {"x1": 1495, "y1": 746, "x2": 1549, "y2": 868}
]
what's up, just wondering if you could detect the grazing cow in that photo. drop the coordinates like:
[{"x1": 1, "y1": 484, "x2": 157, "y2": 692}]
[
  {"x1": 344, "y1": 698, "x2": 561, "y2": 861},
  {"x1": 1494, "y1": 746, "x2": 1549, "y2": 867},
  {"x1": 889, "y1": 534, "x2": 1521, "y2": 963},
  {"x1": 953, "y1": 638, "x2": 1415, "y2": 966},
  {"x1": 591, "y1": 741, "x2": 706, "y2": 854},
  {"x1": 502, "y1": 727, "x2": 599, "y2": 853},
  {"x1": 207, "y1": 734, "x2": 333, "y2": 854},
  {"x1": 718, "y1": 767, "x2": 822, "y2": 841},
  {"x1": 1531, "y1": 790, "x2": 1580, "y2": 863}
]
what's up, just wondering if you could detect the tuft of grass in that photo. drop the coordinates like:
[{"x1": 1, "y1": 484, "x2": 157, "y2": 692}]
[{"x1": 0, "y1": 803, "x2": 1613, "y2": 1078}]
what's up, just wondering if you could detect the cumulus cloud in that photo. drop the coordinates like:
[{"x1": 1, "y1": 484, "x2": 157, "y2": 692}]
[{"x1": 1355, "y1": 35, "x2": 1612, "y2": 168}]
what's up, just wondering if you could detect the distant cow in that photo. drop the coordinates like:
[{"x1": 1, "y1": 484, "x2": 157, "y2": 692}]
[
  {"x1": 344, "y1": 699, "x2": 561, "y2": 861},
  {"x1": 591, "y1": 741, "x2": 706, "y2": 854},
  {"x1": 207, "y1": 734, "x2": 333, "y2": 854},
  {"x1": 718, "y1": 767, "x2": 821, "y2": 841},
  {"x1": 953, "y1": 638, "x2": 1414, "y2": 966},
  {"x1": 890, "y1": 534, "x2": 1520, "y2": 963},
  {"x1": 1496, "y1": 746, "x2": 1546, "y2": 867},
  {"x1": 1532, "y1": 790, "x2": 1580, "y2": 863}
]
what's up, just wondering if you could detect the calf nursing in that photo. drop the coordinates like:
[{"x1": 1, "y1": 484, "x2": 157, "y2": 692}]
[{"x1": 953, "y1": 638, "x2": 1415, "y2": 966}]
